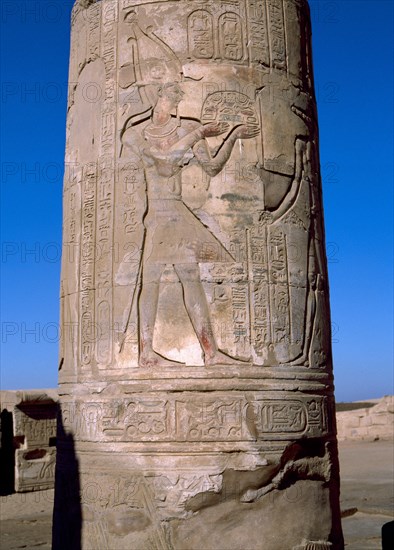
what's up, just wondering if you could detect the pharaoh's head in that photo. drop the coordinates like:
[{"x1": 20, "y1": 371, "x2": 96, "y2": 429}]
[{"x1": 156, "y1": 82, "x2": 184, "y2": 110}]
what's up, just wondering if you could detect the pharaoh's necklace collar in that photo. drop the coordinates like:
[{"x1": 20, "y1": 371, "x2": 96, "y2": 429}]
[{"x1": 144, "y1": 116, "x2": 180, "y2": 139}]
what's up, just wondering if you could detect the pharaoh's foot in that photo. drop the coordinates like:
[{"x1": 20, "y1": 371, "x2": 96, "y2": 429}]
[
  {"x1": 139, "y1": 350, "x2": 184, "y2": 368},
  {"x1": 204, "y1": 350, "x2": 249, "y2": 367},
  {"x1": 289, "y1": 355, "x2": 309, "y2": 367}
]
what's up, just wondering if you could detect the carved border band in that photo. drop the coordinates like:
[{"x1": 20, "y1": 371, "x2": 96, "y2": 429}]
[{"x1": 62, "y1": 393, "x2": 334, "y2": 442}]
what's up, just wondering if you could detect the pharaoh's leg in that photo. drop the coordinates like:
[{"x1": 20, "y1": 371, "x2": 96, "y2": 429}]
[
  {"x1": 139, "y1": 262, "x2": 181, "y2": 367},
  {"x1": 175, "y1": 263, "x2": 243, "y2": 366}
]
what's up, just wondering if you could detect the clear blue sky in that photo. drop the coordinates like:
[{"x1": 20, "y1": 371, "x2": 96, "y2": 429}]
[{"x1": 1, "y1": 0, "x2": 393, "y2": 401}]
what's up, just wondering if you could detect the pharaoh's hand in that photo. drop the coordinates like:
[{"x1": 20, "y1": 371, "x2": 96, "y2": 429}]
[
  {"x1": 233, "y1": 124, "x2": 260, "y2": 139},
  {"x1": 202, "y1": 121, "x2": 231, "y2": 137}
]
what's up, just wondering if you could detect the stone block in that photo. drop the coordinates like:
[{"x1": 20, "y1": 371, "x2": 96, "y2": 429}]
[
  {"x1": 359, "y1": 416, "x2": 373, "y2": 428},
  {"x1": 343, "y1": 416, "x2": 361, "y2": 429},
  {"x1": 12, "y1": 392, "x2": 58, "y2": 492}
]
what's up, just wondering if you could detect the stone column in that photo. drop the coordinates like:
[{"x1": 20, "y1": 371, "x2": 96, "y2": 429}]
[{"x1": 54, "y1": 1, "x2": 344, "y2": 548}]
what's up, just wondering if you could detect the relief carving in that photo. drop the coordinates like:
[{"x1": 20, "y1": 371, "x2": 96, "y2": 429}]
[
  {"x1": 57, "y1": 3, "x2": 343, "y2": 546},
  {"x1": 187, "y1": 10, "x2": 215, "y2": 59},
  {"x1": 64, "y1": 6, "x2": 330, "y2": 371},
  {"x1": 218, "y1": 12, "x2": 244, "y2": 61},
  {"x1": 61, "y1": 394, "x2": 331, "y2": 443},
  {"x1": 120, "y1": 70, "x2": 259, "y2": 366},
  {"x1": 247, "y1": 0, "x2": 270, "y2": 66},
  {"x1": 268, "y1": 0, "x2": 287, "y2": 70}
]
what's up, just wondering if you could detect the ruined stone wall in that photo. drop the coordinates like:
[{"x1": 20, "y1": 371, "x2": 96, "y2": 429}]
[
  {"x1": 337, "y1": 397, "x2": 394, "y2": 441},
  {"x1": 0, "y1": 391, "x2": 58, "y2": 493}
]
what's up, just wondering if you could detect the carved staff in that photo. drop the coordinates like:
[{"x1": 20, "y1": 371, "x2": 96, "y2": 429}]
[{"x1": 118, "y1": 231, "x2": 146, "y2": 354}]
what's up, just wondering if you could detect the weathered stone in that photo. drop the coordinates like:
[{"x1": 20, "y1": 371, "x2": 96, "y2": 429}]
[
  {"x1": 337, "y1": 396, "x2": 394, "y2": 441},
  {"x1": 54, "y1": 1, "x2": 343, "y2": 548},
  {"x1": 0, "y1": 390, "x2": 58, "y2": 493}
]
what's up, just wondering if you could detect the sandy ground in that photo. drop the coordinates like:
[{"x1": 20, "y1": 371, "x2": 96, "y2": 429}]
[
  {"x1": 339, "y1": 440, "x2": 393, "y2": 549},
  {"x1": 0, "y1": 440, "x2": 393, "y2": 549}
]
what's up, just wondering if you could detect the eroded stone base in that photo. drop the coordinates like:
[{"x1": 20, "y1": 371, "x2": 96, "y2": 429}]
[
  {"x1": 170, "y1": 481, "x2": 334, "y2": 550},
  {"x1": 53, "y1": 375, "x2": 343, "y2": 549},
  {"x1": 53, "y1": 426, "x2": 343, "y2": 548}
]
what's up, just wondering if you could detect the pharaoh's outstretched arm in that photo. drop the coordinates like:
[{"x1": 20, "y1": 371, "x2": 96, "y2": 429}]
[
  {"x1": 192, "y1": 123, "x2": 259, "y2": 176},
  {"x1": 166, "y1": 126, "x2": 206, "y2": 164},
  {"x1": 166, "y1": 121, "x2": 232, "y2": 166},
  {"x1": 193, "y1": 133, "x2": 239, "y2": 177}
]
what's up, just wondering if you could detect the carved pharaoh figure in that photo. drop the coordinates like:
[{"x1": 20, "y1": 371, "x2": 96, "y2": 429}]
[{"x1": 121, "y1": 81, "x2": 259, "y2": 366}]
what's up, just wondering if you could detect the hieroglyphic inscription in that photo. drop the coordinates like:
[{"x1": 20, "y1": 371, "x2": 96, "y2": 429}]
[
  {"x1": 229, "y1": 231, "x2": 249, "y2": 356},
  {"x1": 61, "y1": 395, "x2": 332, "y2": 442},
  {"x1": 68, "y1": 25, "x2": 78, "y2": 106},
  {"x1": 103, "y1": 399, "x2": 170, "y2": 439},
  {"x1": 187, "y1": 10, "x2": 214, "y2": 59},
  {"x1": 62, "y1": 399, "x2": 171, "y2": 441},
  {"x1": 306, "y1": 398, "x2": 328, "y2": 435},
  {"x1": 234, "y1": 226, "x2": 290, "y2": 360},
  {"x1": 250, "y1": 226, "x2": 271, "y2": 353},
  {"x1": 255, "y1": 400, "x2": 307, "y2": 433},
  {"x1": 230, "y1": 230, "x2": 247, "y2": 264},
  {"x1": 113, "y1": 158, "x2": 143, "y2": 358},
  {"x1": 253, "y1": 270, "x2": 271, "y2": 353},
  {"x1": 95, "y1": 160, "x2": 114, "y2": 366},
  {"x1": 253, "y1": 398, "x2": 330, "y2": 437},
  {"x1": 121, "y1": 163, "x2": 139, "y2": 236},
  {"x1": 233, "y1": 223, "x2": 305, "y2": 362},
  {"x1": 185, "y1": 1, "x2": 247, "y2": 63},
  {"x1": 176, "y1": 399, "x2": 243, "y2": 441},
  {"x1": 14, "y1": 408, "x2": 57, "y2": 446},
  {"x1": 183, "y1": 0, "x2": 290, "y2": 69},
  {"x1": 87, "y1": 1, "x2": 101, "y2": 61},
  {"x1": 219, "y1": 12, "x2": 244, "y2": 61},
  {"x1": 95, "y1": 0, "x2": 118, "y2": 368},
  {"x1": 68, "y1": 184, "x2": 78, "y2": 248},
  {"x1": 246, "y1": 0, "x2": 270, "y2": 65},
  {"x1": 268, "y1": 0, "x2": 287, "y2": 70},
  {"x1": 268, "y1": 229, "x2": 290, "y2": 344},
  {"x1": 101, "y1": 110, "x2": 116, "y2": 154},
  {"x1": 284, "y1": 0, "x2": 302, "y2": 78},
  {"x1": 232, "y1": 285, "x2": 249, "y2": 354},
  {"x1": 61, "y1": 164, "x2": 80, "y2": 373},
  {"x1": 102, "y1": 1, "x2": 117, "y2": 104},
  {"x1": 80, "y1": 163, "x2": 96, "y2": 368}
]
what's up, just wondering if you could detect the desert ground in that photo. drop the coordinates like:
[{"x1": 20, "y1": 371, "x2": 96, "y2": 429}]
[{"x1": 0, "y1": 438, "x2": 392, "y2": 549}]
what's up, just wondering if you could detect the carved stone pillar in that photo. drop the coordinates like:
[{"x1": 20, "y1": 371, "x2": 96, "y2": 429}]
[{"x1": 54, "y1": 1, "x2": 344, "y2": 548}]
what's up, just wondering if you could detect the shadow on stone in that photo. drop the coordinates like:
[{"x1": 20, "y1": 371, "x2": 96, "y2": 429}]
[
  {"x1": 382, "y1": 520, "x2": 394, "y2": 549},
  {"x1": 52, "y1": 407, "x2": 82, "y2": 550},
  {"x1": 0, "y1": 409, "x2": 15, "y2": 495}
]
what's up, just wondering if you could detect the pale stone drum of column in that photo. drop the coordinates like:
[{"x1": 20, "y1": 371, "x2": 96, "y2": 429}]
[{"x1": 53, "y1": 1, "x2": 344, "y2": 548}]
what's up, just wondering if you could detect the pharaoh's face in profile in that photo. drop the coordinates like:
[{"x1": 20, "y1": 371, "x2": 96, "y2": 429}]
[{"x1": 158, "y1": 83, "x2": 184, "y2": 110}]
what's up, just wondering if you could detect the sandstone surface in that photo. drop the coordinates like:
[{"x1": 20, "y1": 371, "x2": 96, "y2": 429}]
[
  {"x1": 336, "y1": 396, "x2": 393, "y2": 441},
  {"x1": 54, "y1": 1, "x2": 343, "y2": 548}
]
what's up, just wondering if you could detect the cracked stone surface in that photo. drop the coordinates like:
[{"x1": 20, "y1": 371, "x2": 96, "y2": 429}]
[{"x1": 2, "y1": 438, "x2": 392, "y2": 548}]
